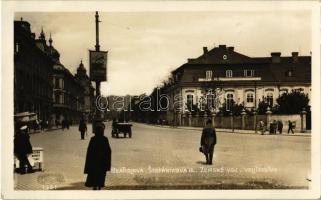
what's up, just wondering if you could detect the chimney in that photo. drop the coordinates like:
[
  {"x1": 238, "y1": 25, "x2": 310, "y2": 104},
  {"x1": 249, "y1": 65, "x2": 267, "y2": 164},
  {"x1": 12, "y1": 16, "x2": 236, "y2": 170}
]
[
  {"x1": 227, "y1": 47, "x2": 234, "y2": 51},
  {"x1": 271, "y1": 52, "x2": 281, "y2": 63},
  {"x1": 218, "y1": 45, "x2": 226, "y2": 49},
  {"x1": 292, "y1": 52, "x2": 299, "y2": 63},
  {"x1": 203, "y1": 47, "x2": 208, "y2": 54}
]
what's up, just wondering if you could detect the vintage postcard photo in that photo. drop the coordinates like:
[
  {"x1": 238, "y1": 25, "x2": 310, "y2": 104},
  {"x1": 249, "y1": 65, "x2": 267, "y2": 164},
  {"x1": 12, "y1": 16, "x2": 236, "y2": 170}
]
[{"x1": 1, "y1": 1, "x2": 320, "y2": 199}]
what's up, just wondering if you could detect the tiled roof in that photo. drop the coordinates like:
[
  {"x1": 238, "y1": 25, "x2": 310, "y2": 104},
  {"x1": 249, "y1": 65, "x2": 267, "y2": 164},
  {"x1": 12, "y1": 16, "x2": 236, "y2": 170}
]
[{"x1": 172, "y1": 45, "x2": 311, "y2": 83}]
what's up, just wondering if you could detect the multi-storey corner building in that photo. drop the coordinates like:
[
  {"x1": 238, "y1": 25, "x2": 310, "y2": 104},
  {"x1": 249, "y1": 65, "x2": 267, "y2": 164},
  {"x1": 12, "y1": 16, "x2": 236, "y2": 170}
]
[
  {"x1": 14, "y1": 18, "x2": 89, "y2": 126},
  {"x1": 161, "y1": 45, "x2": 311, "y2": 123},
  {"x1": 14, "y1": 19, "x2": 53, "y2": 122}
]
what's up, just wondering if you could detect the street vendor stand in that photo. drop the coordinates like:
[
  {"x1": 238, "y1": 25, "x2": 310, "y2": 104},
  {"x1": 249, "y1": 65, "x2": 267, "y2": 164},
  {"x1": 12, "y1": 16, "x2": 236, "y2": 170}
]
[{"x1": 14, "y1": 147, "x2": 44, "y2": 171}]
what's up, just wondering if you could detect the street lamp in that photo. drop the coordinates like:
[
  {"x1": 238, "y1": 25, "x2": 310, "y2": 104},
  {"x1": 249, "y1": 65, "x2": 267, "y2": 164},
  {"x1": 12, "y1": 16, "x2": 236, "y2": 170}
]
[{"x1": 89, "y1": 11, "x2": 108, "y2": 132}]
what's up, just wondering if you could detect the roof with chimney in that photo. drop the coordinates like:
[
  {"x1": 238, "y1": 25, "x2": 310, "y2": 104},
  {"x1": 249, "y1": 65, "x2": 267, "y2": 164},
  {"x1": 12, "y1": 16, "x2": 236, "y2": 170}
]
[{"x1": 172, "y1": 45, "x2": 311, "y2": 84}]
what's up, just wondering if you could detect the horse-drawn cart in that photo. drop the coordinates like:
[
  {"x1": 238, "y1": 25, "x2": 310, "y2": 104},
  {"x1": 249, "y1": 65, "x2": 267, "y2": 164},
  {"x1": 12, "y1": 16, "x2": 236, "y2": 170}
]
[{"x1": 111, "y1": 123, "x2": 133, "y2": 138}]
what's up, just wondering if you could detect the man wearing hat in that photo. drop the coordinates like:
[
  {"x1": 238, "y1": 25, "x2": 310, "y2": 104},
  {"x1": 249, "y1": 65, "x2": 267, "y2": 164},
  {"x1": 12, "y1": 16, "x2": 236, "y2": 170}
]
[
  {"x1": 14, "y1": 125, "x2": 34, "y2": 174},
  {"x1": 200, "y1": 119, "x2": 217, "y2": 165}
]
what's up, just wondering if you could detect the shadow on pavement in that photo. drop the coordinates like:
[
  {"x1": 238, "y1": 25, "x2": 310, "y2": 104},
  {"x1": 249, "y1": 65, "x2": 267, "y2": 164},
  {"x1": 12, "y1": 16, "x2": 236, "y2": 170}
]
[{"x1": 196, "y1": 161, "x2": 208, "y2": 165}]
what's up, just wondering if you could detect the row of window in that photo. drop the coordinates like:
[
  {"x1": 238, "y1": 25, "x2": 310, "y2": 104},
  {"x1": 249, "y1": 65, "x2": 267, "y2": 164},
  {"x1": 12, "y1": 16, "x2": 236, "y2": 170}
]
[
  {"x1": 186, "y1": 92, "x2": 274, "y2": 111},
  {"x1": 53, "y1": 77, "x2": 64, "y2": 89},
  {"x1": 53, "y1": 93, "x2": 84, "y2": 110},
  {"x1": 205, "y1": 69, "x2": 255, "y2": 79}
]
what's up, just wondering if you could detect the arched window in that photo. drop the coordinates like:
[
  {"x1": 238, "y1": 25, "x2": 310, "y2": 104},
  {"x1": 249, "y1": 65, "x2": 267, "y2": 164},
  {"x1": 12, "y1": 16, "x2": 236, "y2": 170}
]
[
  {"x1": 279, "y1": 89, "x2": 288, "y2": 96},
  {"x1": 267, "y1": 93, "x2": 273, "y2": 106},
  {"x1": 226, "y1": 70, "x2": 233, "y2": 77},
  {"x1": 226, "y1": 93, "x2": 234, "y2": 111}
]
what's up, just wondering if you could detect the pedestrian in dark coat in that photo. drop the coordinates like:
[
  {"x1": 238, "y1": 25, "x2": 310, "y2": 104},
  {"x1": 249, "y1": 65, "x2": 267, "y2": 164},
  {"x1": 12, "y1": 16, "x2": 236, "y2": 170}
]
[
  {"x1": 62, "y1": 119, "x2": 66, "y2": 130},
  {"x1": 84, "y1": 123, "x2": 112, "y2": 190},
  {"x1": 79, "y1": 119, "x2": 87, "y2": 140},
  {"x1": 288, "y1": 120, "x2": 294, "y2": 134},
  {"x1": 14, "y1": 125, "x2": 34, "y2": 174},
  {"x1": 200, "y1": 119, "x2": 217, "y2": 165},
  {"x1": 277, "y1": 120, "x2": 283, "y2": 134},
  {"x1": 66, "y1": 119, "x2": 70, "y2": 130}
]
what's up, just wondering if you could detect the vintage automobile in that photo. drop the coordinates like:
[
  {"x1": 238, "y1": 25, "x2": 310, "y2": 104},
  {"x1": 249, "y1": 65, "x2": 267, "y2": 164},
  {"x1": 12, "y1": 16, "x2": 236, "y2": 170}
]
[{"x1": 111, "y1": 123, "x2": 133, "y2": 138}]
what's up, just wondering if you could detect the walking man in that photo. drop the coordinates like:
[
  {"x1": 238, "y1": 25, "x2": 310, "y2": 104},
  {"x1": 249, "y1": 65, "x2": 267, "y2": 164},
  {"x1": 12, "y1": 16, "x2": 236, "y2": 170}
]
[
  {"x1": 14, "y1": 125, "x2": 34, "y2": 174},
  {"x1": 277, "y1": 120, "x2": 283, "y2": 134},
  {"x1": 84, "y1": 122, "x2": 112, "y2": 190},
  {"x1": 288, "y1": 120, "x2": 294, "y2": 134},
  {"x1": 200, "y1": 119, "x2": 217, "y2": 165},
  {"x1": 79, "y1": 118, "x2": 87, "y2": 140}
]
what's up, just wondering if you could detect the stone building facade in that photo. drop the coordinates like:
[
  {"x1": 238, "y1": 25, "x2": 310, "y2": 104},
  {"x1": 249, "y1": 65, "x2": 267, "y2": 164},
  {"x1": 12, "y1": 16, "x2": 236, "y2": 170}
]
[
  {"x1": 160, "y1": 45, "x2": 311, "y2": 124},
  {"x1": 46, "y1": 35, "x2": 85, "y2": 125},
  {"x1": 74, "y1": 60, "x2": 95, "y2": 120},
  {"x1": 14, "y1": 19, "x2": 53, "y2": 122},
  {"x1": 14, "y1": 18, "x2": 87, "y2": 126}
]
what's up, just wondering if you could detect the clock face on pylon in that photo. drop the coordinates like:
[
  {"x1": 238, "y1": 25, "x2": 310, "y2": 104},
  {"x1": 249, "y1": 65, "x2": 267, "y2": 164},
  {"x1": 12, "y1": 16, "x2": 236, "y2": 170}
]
[{"x1": 89, "y1": 50, "x2": 107, "y2": 81}]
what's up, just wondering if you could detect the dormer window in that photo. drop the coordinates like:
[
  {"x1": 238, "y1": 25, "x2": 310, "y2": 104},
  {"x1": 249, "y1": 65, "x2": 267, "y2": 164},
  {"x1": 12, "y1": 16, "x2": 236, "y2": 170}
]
[
  {"x1": 226, "y1": 70, "x2": 233, "y2": 77},
  {"x1": 244, "y1": 69, "x2": 255, "y2": 77},
  {"x1": 286, "y1": 70, "x2": 294, "y2": 77},
  {"x1": 206, "y1": 70, "x2": 213, "y2": 80}
]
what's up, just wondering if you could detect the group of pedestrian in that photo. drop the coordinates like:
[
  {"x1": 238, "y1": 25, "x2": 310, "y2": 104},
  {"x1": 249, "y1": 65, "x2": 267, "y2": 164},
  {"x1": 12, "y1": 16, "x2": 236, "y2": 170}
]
[
  {"x1": 259, "y1": 120, "x2": 295, "y2": 135},
  {"x1": 61, "y1": 119, "x2": 70, "y2": 130},
  {"x1": 39, "y1": 120, "x2": 49, "y2": 131},
  {"x1": 269, "y1": 120, "x2": 283, "y2": 134}
]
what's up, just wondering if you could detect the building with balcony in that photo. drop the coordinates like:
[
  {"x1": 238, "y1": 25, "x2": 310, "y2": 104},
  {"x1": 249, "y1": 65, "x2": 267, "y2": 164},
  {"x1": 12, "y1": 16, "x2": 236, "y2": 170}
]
[
  {"x1": 160, "y1": 45, "x2": 311, "y2": 123},
  {"x1": 49, "y1": 40, "x2": 85, "y2": 125}
]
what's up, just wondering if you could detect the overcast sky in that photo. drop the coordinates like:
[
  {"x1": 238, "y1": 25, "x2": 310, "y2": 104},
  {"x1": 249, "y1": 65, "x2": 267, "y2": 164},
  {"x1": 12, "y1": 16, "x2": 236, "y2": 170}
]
[{"x1": 15, "y1": 11, "x2": 311, "y2": 96}]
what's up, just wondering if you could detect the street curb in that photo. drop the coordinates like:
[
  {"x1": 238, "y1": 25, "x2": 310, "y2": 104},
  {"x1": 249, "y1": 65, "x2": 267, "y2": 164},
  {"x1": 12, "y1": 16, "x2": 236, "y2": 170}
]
[{"x1": 137, "y1": 123, "x2": 311, "y2": 137}]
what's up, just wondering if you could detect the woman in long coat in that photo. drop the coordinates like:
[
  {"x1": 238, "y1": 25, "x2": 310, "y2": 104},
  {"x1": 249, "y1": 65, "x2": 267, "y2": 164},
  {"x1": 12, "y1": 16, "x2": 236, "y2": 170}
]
[{"x1": 84, "y1": 123, "x2": 112, "y2": 190}]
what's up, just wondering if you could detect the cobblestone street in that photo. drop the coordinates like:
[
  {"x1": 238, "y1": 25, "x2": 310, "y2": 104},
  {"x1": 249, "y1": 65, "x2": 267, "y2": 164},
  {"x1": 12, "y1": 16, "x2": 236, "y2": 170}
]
[{"x1": 14, "y1": 122, "x2": 311, "y2": 190}]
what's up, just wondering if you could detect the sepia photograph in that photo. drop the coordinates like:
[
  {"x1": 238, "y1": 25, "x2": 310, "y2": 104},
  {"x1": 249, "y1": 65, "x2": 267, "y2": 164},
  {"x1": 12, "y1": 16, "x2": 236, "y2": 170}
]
[{"x1": 1, "y1": 1, "x2": 320, "y2": 199}]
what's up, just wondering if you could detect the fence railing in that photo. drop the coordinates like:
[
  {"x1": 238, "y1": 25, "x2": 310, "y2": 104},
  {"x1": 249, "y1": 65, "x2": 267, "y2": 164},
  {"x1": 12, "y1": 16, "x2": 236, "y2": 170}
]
[{"x1": 176, "y1": 108, "x2": 308, "y2": 133}]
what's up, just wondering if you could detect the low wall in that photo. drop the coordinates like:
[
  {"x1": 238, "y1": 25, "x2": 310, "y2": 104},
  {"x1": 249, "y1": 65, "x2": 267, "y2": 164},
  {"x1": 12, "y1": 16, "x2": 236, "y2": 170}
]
[{"x1": 172, "y1": 112, "x2": 306, "y2": 132}]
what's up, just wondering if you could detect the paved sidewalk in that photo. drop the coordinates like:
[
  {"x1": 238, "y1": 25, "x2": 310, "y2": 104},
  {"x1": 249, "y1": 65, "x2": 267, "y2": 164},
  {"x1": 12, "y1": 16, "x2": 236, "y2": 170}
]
[{"x1": 147, "y1": 124, "x2": 311, "y2": 136}]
